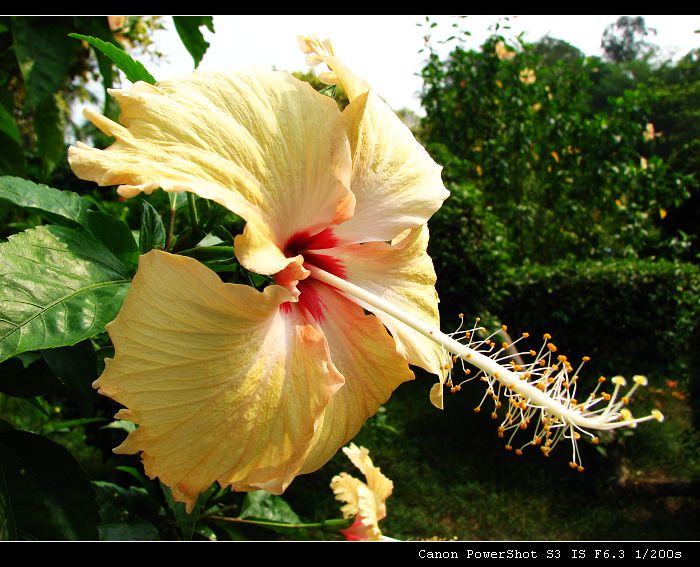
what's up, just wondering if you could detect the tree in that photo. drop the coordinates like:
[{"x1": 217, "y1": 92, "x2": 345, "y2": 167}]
[{"x1": 601, "y1": 16, "x2": 657, "y2": 63}]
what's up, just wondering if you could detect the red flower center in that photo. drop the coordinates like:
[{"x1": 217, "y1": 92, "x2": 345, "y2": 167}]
[{"x1": 279, "y1": 228, "x2": 347, "y2": 321}]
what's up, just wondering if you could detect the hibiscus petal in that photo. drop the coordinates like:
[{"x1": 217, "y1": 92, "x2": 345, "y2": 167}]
[
  {"x1": 299, "y1": 282, "x2": 413, "y2": 473},
  {"x1": 69, "y1": 70, "x2": 354, "y2": 276},
  {"x1": 341, "y1": 443, "x2": 393, "y2": 520},
  {"x1": 298, "y1": 36, "x2": 449, "y2": 243},
  {"x1": 325, "y1": 226, "x2": 449, "y2": 399},
  {"x1": 95, "y1": 251, "x2": 344, "y2": 511},
  {"x1": 331, "y1": 471, "x2": 363, "y2": 518},
  {"x1": 334, "y1": 91, "x2": 449, "y2": 243}
]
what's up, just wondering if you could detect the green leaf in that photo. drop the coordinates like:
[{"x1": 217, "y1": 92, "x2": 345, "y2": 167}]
[
  {"x1": 93, "y1": 481, "x2": 156, "y2": 539},
  {"x1": 161, "y1": 483, "x2": 209, "y2": 540},
  {"x1": 0, "y1": 357, "x2": 58, "y2": 397},
  {"x1": 98, "y1": 521, "x2": 159, "y2": 541},
  {"x1": 0, "y1": 176, "x2": 94, "y2": 228},
  {"x1": 0, "y1": 225, "x2": 131, "y2": 363},
  {"x1": 0, "y1": 103, "x2": 19, "y2": 144},
  {"x1": 68, "y1": 34, "x2": 156, "y2": 84},
  {"x1": 12, "y1": 17, "x2": 80, "y2": 108},
  {"x1": 0, "y1": 132, "x2": 26, "y2": 177},
  {"x1": 240, "y1": 491, "x2": 301, "y2": 524},
  {"x1": 168, "y1": 191, "x2": 187, "y2": 210},
  {"x1": 42, "y1": 340, "x2": 98, "y2": 415},
  {"x1": 0, "y1": 428, "x2": 99, "y2": 540},
  {"x1": 34, "y1": 94, "x2": 65, "y2": 180},
  {"x1": 85, "y1": 210, "x2": 139, "y2": 274},
  {"x1": 139, "y1": 201, "x2": 166, "y2": 254},
  {"x1": 172, "y1": 16, "x2": 214, "y2": 68}
]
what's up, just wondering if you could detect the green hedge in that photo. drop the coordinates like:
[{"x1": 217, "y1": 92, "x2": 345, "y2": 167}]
[{"x1": 494, "y1": 259, "x2": 700, "y2": 393}]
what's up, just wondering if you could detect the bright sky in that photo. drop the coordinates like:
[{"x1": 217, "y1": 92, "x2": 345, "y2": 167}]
[{"x1": 151, "y1": 15, "x2": 699, "y2": 114}]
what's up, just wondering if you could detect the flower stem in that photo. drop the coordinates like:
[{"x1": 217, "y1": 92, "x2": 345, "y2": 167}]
[
  {"x1": 187, "y1": 193, "x2": 199, "y2": 229},
  {"x1": 206, "y1": 515, "x2": 352, "y2": 531},
  {"x1": 307, "y1": 266, "x2": 653, "y2": 432},
  {"x1": 165, "y1": 206, "x2": 176, "y2": 251}
]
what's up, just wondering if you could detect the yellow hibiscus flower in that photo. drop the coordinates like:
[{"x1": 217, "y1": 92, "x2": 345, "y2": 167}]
[
  {"x1": 68, "y1": 35, "x2": 664, "y2": 513},
  {"x1": 69, "y1": 36, "x2": 449, "y2": 511},
  {"x1": 331, "y1": 444, "x2": 393, "y2": 541}
]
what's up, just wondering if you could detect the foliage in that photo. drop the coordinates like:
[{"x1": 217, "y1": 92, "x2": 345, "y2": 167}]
[
  {"x1": 497, "y1": 259, "x2": 700, "y2": 390},
  {"x1": 427, "y1": 182, "x2": 512, "y2": 316},
  {"x1": 601, "y1": 16, "x2": 658, "y2": 63},
  {"x1": 420, "y1": 31, "x2": 692, "y2": 264}
]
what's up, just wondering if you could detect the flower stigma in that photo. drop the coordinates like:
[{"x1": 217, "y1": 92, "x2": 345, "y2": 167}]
[{"x1": 308, "y1": 266, "x2": 664, "y2": 471}]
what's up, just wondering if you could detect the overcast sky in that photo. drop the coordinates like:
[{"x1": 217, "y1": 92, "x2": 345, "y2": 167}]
[{"x1": 150, "y1": 15, "x2": 699, "y2": 113}]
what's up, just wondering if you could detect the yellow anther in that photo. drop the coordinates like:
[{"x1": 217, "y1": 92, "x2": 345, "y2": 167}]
[
  {"x1": 576, "y1": 465, "x2": 584, "y2": 473},
  {"x1": 504, "y1": 445, "x2": 513, "y2": 451},
  {"x1": 501, "y1": 325, "x2": 508, "y2": 331},
  {"x1": 652, "y1": 409, "x2": 665, "y2": 422},
  {"x1": 633, "y1": 375, "x2": 648, "y2": 386},
  {"x1": 519, "y1": 421, "x2": 528, "y2": 430},
  {"x1": 547, "y1": 343, "x2": 557, "y2": 353},
  {"x1": 601, "y1": 392, "x2": 611, "y2": 401},
  {"x1": 569, "y1": 461, "x2": 578, "y2": 469},
  {"x1": 515, "y1": 448, "x2": 523, "y2": 456},
  {"x1": 582, "y1": 356, "x2": 590, "y2": 362},
  {"x1": 495, "y1": 401, "x2": 502, "y2": 408},
  {"x1": 543, "y1": 333, "x2": 552, "y2": 340},
  {"x1": 473, "y1": 407, "x2": 481, "y2": 413},
  {"x1": 529, "y1": 350, "x2": 537, "y2": 356},
  {"x1": 557, "y1": 355, "x2": 567, "y2": 362},
  {"x1": 598, "y1": 376, "x2": 607, "y2": 383},
  {"x1": 622, "y1": 396, "x2": 629, "y2": 405},
  {"x1": 612, "y1": 376, "x2": 627, "y2": 386},
  {"x1": 551, "y1": 364, "x2": 559, "y2": 371},
  {"x1": 573, "y1": 432, "x2": 581, "y2": 440},
  {"x1": 450, "y1": 385, "x2": 461, "y2": 393},
  {"x1": 591, "y1": 436, "x2": 599, "y2": 445},
  {"x1": 502, "y1": 342, "x2": 509, "y2": 349},
  {"x1": 539, "y1": 359, "x2": 547, "y2": 366},
  {"x1": 458, "y1": 313, "x2": 464, "y2": 318},
  {"x1": 522, "y1": 332, "x2": 529, "y2": 338},
  {"x1": 536, "y1": 383, "x2": 546, "y2": 391},
  {"x1": 497, "y1": 426, "x2": 505, "y2": 437},
  {"x1": 533, "y1": 436, "x2": 541, "y2": 446},
  {"x1": 491, "y1": 412, "x2": 498, "y2": 420},
  {"x1": 620, "y1": 408, "x2": 633, "y2": 421}
]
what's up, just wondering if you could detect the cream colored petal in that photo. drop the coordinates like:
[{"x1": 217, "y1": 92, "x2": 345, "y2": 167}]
[
  {"x1": 355, "y1": 483, "x2": 384, "y2": 541},
  {"x1": 298, "y1": 36, "x2": 449, "y2": 244},
  {"x1": 95, "y1": 251, "x2": 344, "y2": 511},
  {"x1": 330, "y1": 472, "x2": 363, "y2": 518},
  {"x1": 69, "y1": 71, "x2": 354, "y2": 276},
  {"x1": 299, "y1": 283, "x2": 413, "y2": 473},
  {"x1": 341, "y1": 443, "x2": 393, "y2": 520},
  {"x1": 326, "y1": 225, "x2": 449, "y2": 389},
  {"x1": 297, "y1": 35, "x2": 369, "y2": 101},
  {"x1": 334, "y1": 91, "x2": 449, "y2": 244}
]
